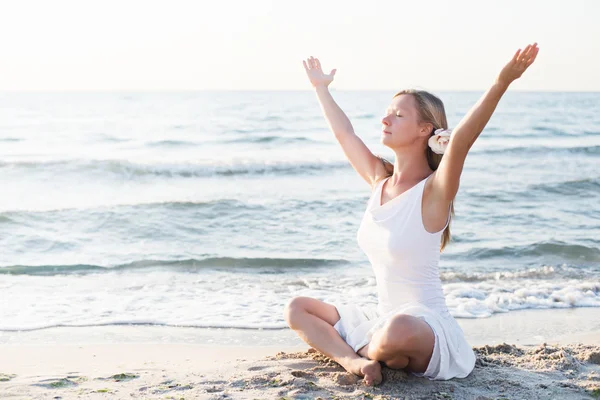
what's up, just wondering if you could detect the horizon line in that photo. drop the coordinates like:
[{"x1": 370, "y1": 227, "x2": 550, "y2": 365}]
[{"x1": 1, "y1": 89, "x2": 599, "y2": 93}]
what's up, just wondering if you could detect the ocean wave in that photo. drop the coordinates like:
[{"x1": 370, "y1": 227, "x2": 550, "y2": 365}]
[
  {"x1": 481, "y1": 124, "x2": 600, "y2": 138},
  {"x1": 478, "y1": 145, "x2": 600, "y2": 156},
  {"x1": 231, "y1": 125, "x2": 290, "y2": 134},
  {"x1": 529, "y1": 177, "x2": 600, "y2": 196},
  {"x1": 583, "y1": 130, "x2": 600, "y2": 136},
  {"x1": 0, "y1": 321, "x2": 288, "y2": 332},
  {"x1": 531, "y1": 125, "x2": 556, "y2": 133},
  {"x1": 0, "y1": 196, "x2": 364, "y2": 217},
  {"x1": 1, "y1": 277, "x2": 598, "y2": 331},
  {"x1": 462, "y1": 240, "x2": 600, "y2": 262},
  {"x1": 0, "y1": 198, "x2": 261, "y2": 216},
  {"x1": 0, "y1": 159, "x2": 349, "y2": 178},
  {"x1": 440, "y1": 265, "x2": 593, "y2": 283},
  {"x1": 145, "y1": 140, "x2": 198, "y2": 147},
  {"x1": 464, "y1": 176, "x2": 600, "y2": 204},
  {"x1": 0, "y1": 257, "x2": 351, "y2": 276},
  {"x1": 354, "y1": 113, "x2": 375, "y2": 119},
  {"x1": 224, "y1": 135, "x2": 315, "y2": 144},
  {"x1": 527, "y1": 126, "x2": 599, "y2": 136},
  {"x1": 446, "y1": 280, "x2": 600, "y2": 318}
]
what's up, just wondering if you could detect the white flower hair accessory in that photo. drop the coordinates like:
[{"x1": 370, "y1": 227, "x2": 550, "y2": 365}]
[{"x1": 428, "y1": 128, "x2": 452, "y2": 155}]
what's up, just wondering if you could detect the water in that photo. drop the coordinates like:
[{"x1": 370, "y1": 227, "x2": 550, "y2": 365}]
[{"x1": 1, "y1": 91, "x2": 599, "y2": 331}]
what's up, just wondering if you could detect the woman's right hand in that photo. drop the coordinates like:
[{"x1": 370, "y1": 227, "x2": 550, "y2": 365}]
[{"x1": 302, "y1": 56, "x2": 336, "y2": 88}]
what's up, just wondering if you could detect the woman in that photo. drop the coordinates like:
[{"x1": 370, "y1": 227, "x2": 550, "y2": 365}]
[{"x1": 284, "y1": 43, "x2": 539, "y2": 385}]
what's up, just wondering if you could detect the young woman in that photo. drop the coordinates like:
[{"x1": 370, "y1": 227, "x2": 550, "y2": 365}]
[{"x1": 284, "y1": 43, "x2": 539, "y2": 385}]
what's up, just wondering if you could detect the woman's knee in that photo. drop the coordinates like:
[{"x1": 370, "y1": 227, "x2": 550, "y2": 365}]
[
  {"x1": 378, "y1": 314, "x2": 422, "y2": 352},
  {"x1": 284, "y1": 296, "x2": 340, "y2": 328},
  {"x1": 283, "y1": 296, "x2": 310, "y2": 328}
]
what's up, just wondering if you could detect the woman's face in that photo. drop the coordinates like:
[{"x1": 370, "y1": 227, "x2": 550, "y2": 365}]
[{"x1": 381, "y1": 94, "x2": 429, "y2": 149}]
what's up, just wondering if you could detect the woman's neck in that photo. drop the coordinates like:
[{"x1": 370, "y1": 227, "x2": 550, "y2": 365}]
[{"x1": 390, "y1": 147, "x2": 433, "y2": 184}]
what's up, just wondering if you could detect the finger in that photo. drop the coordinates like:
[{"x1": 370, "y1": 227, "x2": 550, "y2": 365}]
[
  {"x1": 526, "y1": 46, "x2": 539, "y2": 67},
  {"x1": 524, "y1": 44, "x2": 538, "y2": 63},
  {"x1": 330, "y1": 68, "x2": 337, "y2": 77},
  {"x1": 512, "y1": 49, "x2": 522, "y2": 63},
  {"x1": 315, "y1": 58, "x2": 322, "y2": 70},
  {"x1": 519, "y1": 45, "x2": 531, "y2": 62},
  {"x1": 302, "y1": 60, "x2": 309, "y2": 73},
  {"x1": 529, "y1": 43, "x2": 539, "y2": 58},
  {"x1": 523, "y1": 43, "x2": 537, "y2": 60}
]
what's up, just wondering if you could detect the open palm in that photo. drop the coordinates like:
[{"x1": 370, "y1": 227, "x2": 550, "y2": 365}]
[
  {"x1": 302, "y1": 56, "x2": 336, "y2": 88},
  {"x1": 498, "y1": 43, "x2": 539, "y2": 85}
]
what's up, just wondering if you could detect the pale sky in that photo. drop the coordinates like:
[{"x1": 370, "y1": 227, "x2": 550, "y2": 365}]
[{"x1": 0, "y1": 0, "x2": 598, "y2": 91}]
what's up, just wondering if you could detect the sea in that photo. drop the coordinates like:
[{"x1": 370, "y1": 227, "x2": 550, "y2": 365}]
[{"x1": 0, "y1": 90, "x2": 599, "y2": 334}]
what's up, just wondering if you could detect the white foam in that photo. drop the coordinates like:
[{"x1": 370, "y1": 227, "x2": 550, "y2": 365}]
[
  {"x1": 0, "y1": 267, "x2": 598, "y2": 331},
  {"x1": 444, "y1": 280, "x2": 600, "y2": 318}
]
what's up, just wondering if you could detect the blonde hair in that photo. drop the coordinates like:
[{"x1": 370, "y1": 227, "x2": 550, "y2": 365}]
[{"x1": 376, "y1": 89, "x2": 454, "y2": 251}]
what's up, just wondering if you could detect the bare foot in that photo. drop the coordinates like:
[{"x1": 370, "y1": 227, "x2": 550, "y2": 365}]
[
  {"x1": 360, "y1": 359, "x2": 383, "y2": 386},
  {"x1": 345, "y1": 357, "x2": 382, "y2": 386}
]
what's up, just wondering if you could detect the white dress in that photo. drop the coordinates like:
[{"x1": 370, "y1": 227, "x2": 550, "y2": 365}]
[{"x1": 333, "y1": 175, "x2": 476, "y2": 380}]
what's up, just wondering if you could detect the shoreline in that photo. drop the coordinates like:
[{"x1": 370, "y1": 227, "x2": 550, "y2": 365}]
[
  {"x1": 1, "y1": 307, "x2": 599, "y2": 399},
  {"x1": 2, "y1": 306, "x2": 599, "y2": 347}
]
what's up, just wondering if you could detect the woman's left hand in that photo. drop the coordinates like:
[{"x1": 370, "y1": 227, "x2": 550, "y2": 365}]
[{"x1": 497, "y1": 42, "x2": 539, "y2": 86}]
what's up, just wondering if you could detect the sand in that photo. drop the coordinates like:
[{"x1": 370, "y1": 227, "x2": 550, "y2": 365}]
[{"x1": 1, "y1": 307, "x2": 599, "y2": 399}]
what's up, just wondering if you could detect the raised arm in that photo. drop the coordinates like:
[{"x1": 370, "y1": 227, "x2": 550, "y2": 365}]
[
  {"x1": 303, "y1": 57, "x2": 385, "y2": 187},
  {"x1": 431, "y1": 43, "x2": 540, "y2": 201}
]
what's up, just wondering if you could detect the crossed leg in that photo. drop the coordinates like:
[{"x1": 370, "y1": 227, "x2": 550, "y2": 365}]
[
  {"x1": 284, "y1": 296, "x2": 436, "y2": 385},
  {"x1": 357, "y1": 314, "x2": 435, "y2": 374},
  {"x1": 284, "y1": 296, "x2": 382, "y2": 385}
]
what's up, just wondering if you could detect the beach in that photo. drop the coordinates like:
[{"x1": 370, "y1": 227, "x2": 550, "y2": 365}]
[
  {"x1": 1, "y1": 307, "x2": 599, "y2": 399},
  {"x1": 1, "y1": 91, "x2": 599, "y2": 398}
]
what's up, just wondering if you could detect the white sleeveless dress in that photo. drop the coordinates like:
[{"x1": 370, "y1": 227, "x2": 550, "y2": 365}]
[{"x1": 332, "y1": 175, "x2": 476, "y2": 380}]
